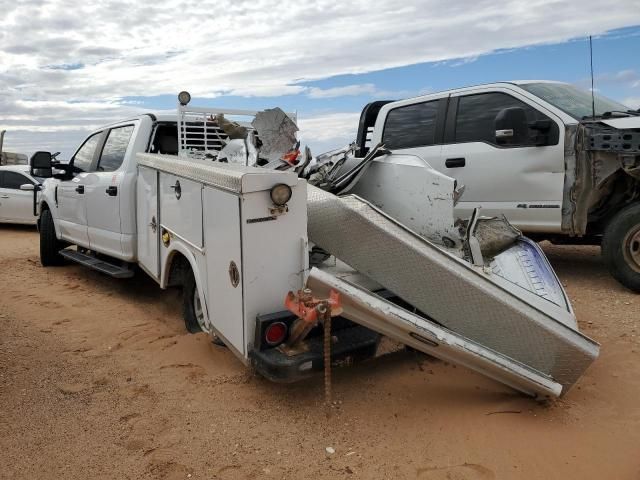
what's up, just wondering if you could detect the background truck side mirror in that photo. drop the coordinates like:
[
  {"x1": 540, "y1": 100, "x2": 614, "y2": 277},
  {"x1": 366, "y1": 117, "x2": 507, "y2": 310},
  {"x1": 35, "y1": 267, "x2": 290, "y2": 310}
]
[
  {"x1": 494, "y1": 107, "x2": 529, "y2": 145},
  {"x1": 30, "y1": 151, "x2": 53, "y2": 178}
]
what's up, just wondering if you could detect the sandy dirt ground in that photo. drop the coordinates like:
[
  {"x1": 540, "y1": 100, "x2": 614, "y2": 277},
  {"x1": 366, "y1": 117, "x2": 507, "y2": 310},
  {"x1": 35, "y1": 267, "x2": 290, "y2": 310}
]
[{"x1": 0, "y1": 225, "x2": 639, "y2": 480}]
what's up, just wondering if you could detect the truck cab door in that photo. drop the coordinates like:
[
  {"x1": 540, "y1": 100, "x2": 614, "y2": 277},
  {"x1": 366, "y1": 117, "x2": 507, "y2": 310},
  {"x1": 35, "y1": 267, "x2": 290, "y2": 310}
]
[
  {"x1": 438, "y1": 88, "x2": 565, "y2": 233},
  {"x1": 136, "y1": 165, "x2": 159, "y2": 278},
  {"x1": 85, "y1": 124, "x2": 136, "y2": 258},
  {"x1": 57, "y1": 132, "x2": 104, "y2": 247}
]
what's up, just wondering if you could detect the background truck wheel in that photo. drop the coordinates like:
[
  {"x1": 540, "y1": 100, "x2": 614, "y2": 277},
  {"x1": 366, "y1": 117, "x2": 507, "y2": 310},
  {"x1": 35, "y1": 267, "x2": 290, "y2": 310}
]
[
  {"x1": 39, "y1": 209, "x2": 65, "y2": 267},
  {"x1": 602, "y1": 203, "x2": 640, "y2": 292}
]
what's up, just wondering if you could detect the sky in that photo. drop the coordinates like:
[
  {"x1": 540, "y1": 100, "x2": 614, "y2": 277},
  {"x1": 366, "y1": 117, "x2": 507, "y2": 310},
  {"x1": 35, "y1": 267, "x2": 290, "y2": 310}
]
[{"x1": 1, "y1": 0, "x2": 640, "y2": 158}]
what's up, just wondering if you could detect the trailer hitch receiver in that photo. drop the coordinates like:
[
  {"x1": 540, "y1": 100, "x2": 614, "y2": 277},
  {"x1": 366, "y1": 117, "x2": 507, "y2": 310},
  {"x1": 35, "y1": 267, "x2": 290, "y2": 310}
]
[{"x1": 280, "y1": 287, "x2": 342, "y2": 355}]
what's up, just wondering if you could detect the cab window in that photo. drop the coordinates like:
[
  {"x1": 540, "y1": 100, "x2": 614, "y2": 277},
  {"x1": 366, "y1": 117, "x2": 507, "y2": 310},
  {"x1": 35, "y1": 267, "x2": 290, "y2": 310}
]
[
  {"x1": 0, "y1": 171, "x2": 33, "y2": 189},
  {"x1": 382, "y1": 100, "x2": 439, "y2": 149},
  {"x1": 454, "y1": 92, "x2": 553, "y2": 146},
  {"x1": 98, "y1": 125, "x2": 135, "y2": 172},
  {"x1": 72, "y1": 133, "x2": 102, "y2": 172}
]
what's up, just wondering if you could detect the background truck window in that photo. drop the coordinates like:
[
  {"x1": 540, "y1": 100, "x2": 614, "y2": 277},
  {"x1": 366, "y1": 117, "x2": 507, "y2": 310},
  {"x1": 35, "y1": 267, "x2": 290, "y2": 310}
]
[
  {"x1": 72, "y1": 133, "x2": 101, "y2": 172},
  {"x1": 0, "y1": 171, "x2": 33, "y2": 189},
  {"x1": 520, "y1": 82, "x2": 630, "y2": 119},
  {"x1": 454, "y1": 92, "x2": 548, "y2": 146},
  {"x1": 98, "y1": 125, "x2": 135, "y2": 172},
  {"x1": 382, "y1": 100, "x2": 439, "y2": 149}
]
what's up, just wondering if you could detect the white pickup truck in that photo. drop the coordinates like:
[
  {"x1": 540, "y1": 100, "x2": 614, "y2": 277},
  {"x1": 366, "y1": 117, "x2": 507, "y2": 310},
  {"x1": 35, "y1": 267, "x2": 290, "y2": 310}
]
[
  {"x1": 28, "y1": 96, "x2": 599, "y2": 398},
  {"x1": 30, "y1": 106, "x2": 360, "y2": 381},
  {"x1": 351, "y1": 81, "x2": 640, "y2": 291}
]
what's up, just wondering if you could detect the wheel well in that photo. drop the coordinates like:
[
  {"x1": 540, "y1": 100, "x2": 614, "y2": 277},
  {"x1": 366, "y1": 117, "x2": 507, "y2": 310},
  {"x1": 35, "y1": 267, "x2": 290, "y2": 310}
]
[
  {"x1": 166, "y1": 251, "x2": 192, "y2": 288},
  {"x1": 586, "y1": 174, "x2": 640, "y2": 234}
]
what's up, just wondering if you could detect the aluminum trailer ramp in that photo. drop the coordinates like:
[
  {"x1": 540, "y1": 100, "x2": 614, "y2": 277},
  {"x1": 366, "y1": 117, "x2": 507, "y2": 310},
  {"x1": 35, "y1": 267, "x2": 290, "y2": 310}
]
[
  {"x1": 307, "y1": 185, "x2": 599, "y2": 394},
  {"x1": 307, "y1": 268, "x2": 561, "y2": 398}
]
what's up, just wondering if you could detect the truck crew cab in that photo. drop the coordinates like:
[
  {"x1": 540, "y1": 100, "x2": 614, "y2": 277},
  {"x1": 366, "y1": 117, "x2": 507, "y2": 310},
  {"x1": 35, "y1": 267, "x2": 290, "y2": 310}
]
[
  {"x1": 36, "y1": 114, "x2": 179, "y2": 262},
  {"x1": 357, "y1": 81, "x2": 640, "y2": 291}
]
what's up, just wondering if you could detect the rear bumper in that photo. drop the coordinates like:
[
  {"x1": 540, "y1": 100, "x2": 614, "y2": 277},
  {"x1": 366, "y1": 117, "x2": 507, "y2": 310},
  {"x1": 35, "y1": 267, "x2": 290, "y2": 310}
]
[{"x1": 249, "y1": 325, "x2": 380, "y2": 383}]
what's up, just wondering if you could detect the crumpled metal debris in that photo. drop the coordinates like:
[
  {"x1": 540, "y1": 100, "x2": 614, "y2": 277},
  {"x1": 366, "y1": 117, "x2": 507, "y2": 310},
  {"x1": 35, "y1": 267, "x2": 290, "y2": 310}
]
[
  {"x1": 262, "y1": 141, "x2": 302, "y2": 170},
  {"x1": 252, "y1": 108, "x2": 298, "y2": 163},
  {"x1": 305, "y1": 144, "x2": 353, "y2": 184},
  {"x1": 295, "y1": 146, "x2": 313, "y2": 175},
  {"x1": 466, "y1": 215, "x2": 522, "y2": 260},
  {"x1": 473, "y1": 216, "x2": 522, "y2": 258},
  {"x1": 217, "y1": 138, "x2": 258, "y2": 166}
]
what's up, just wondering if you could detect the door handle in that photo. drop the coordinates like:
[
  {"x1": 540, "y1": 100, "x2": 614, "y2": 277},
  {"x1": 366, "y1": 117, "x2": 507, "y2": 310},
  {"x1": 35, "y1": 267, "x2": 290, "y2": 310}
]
[
  {"x1": 495, "y1": 129, "x2": 514, "y2": 139},
  {"x1": 75, "y1": 185, "x2": 85, "y2": 194},
  {"x1": 0, "y1": 195, "x2": 9, "y2": 199},
  {"x1": 106, "y1": 186, "x2": 118, "y2": 196},
  {"x1": 169, "y1": 180, "x2": 181, "y2": 199},
  {"x1": 445, "y1": 157, "x2": 466, "y2": 168}
]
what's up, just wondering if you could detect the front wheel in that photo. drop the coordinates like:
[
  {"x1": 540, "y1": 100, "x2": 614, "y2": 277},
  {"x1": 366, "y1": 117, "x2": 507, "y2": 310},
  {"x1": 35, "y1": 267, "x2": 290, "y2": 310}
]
[
  {"x1": 602, "y1": 203, "x2": 640, "y2": 292},
  {"x1": 39, "y1": 209, "x2": 65, "y2": 266}
]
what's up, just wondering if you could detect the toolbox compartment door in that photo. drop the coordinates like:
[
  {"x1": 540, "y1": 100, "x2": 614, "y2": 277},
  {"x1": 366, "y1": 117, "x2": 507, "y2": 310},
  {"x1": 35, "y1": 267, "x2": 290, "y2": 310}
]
[
  {"x1": 159, "y1": 174, "x2": 203, "y2": 248},
  {"x1": 203, "y1": 186, "x2": 245, "y2": 354}
]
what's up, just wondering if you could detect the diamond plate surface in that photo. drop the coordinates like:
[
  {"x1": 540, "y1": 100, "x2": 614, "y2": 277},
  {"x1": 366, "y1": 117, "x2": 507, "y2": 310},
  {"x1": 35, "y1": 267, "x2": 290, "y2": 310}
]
[
  {"x1": 138, "y1": 153, "x2": 244, "y2": 192},
  {"x1": 137, "y1": 153, "x2": 300, "y2": 195},
  {"x1": 307, "y1": 185, "x2": 599, "y2": 391}
]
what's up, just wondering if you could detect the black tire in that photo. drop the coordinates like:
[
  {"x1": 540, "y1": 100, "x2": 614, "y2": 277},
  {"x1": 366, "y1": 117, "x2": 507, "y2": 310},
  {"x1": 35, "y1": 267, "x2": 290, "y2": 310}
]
[
  {"x1": 602, "y1": 202, "x2": 640, "y2": 292},
  {"x1": 182, "y1": 270, "x2": 225, "y2": 345},
  {"x1": 39, "y1": 209, "x2": 65, "y2": 267},
  {"x1": 182, "y1": 270, "x2": 204, "y2": 333}
]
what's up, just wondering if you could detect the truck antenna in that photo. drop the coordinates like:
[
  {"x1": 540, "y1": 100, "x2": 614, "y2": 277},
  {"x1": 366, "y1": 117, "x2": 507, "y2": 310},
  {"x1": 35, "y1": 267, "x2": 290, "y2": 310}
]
[{"x1": 589, "y1": 35, "x2": 596, "y2": 119}]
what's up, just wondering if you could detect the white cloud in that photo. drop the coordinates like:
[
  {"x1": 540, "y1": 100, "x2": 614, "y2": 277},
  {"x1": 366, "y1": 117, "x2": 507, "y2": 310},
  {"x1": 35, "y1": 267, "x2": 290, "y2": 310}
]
[
  {"x1": 304, "y1": 83, "x2": 409, "y2": 99},
  {"x1": 595, "y1": 69, "x2": 639, "y2": 85},
  {"x1": 297, "y1": 112, "x2": 361, "y2": 154},
  {"x1": 1, "y1": 0, "x2": 640, "y2": 155},
  {"x1": 307, "y1": 84, "x2": 377, "y2": 98},
  {"x1": 623, "y1": 97, "x2": 640, "y2": 109},
  {"x1": 299, "y1": 112, "x2": 360, "y2": 139}
]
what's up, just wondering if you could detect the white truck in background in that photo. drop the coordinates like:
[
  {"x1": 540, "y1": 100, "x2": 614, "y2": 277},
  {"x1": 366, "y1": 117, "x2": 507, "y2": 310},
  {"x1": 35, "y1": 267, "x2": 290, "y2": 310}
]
[
  {"x1": 29, "y1": 94, "x2": 598, "y2": 398},
  {"x1": 350, "y1": 81, "x2": 640, "y2": 291}
]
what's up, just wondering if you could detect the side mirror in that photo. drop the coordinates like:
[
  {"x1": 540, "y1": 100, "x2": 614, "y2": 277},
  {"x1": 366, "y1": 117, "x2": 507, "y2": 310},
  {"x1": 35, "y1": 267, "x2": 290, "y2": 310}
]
[
  {"x1": 20, "y1": 183, "x2": 35, "y2": 191},
  {"x1": 494, "y1": 107, "x2": 529, "y2": 145},
  {"x1": 30, "y1": 151, "x2": 53, "y2": 178}
]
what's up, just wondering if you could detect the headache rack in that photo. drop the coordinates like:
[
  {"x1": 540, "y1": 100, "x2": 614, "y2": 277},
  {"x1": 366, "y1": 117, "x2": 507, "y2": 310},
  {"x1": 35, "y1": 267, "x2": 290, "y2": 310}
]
[{"x1": 177, "y1": 105, "x2": 297, "y2": 160}]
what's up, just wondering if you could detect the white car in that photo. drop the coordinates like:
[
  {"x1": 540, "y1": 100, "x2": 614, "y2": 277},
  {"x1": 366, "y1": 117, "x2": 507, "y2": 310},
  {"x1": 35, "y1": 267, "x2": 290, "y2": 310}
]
[{"x1": 0, "y1": 165, "x2": 43, "y2": 225}]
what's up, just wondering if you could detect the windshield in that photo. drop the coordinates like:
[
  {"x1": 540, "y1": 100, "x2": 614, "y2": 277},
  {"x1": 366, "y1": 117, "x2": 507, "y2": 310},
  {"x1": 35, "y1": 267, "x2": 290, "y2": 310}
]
[{"x1": 520, "y1": 82, "x2": 631, "y2": 120}]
